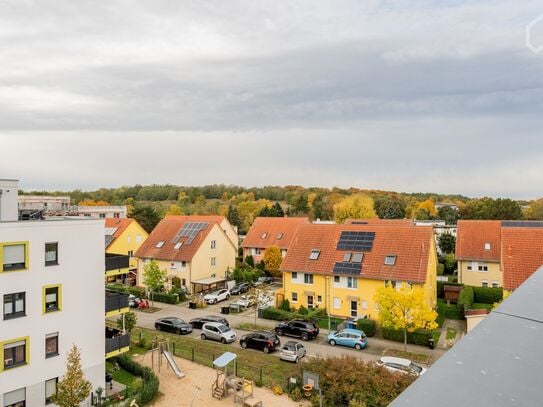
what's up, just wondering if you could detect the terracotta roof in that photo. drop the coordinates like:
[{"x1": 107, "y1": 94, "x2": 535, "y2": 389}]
[
  {"x1": 501, "y1": 226, "x2": 543, "y2": 291},
  {"x1": 135, "y1": 216, "x2": 218, "y2": 261},
  {"x1": 455, "y1": 220, "x2": 501, "y2": 262},
  {"x1": 104, "y1": 218, "x2": 134, "y2": 248},
  {"x1": 280, "y1": 223, "x2": 434, "y2": 283},
  {"x1": 165, "y1": 215, "x2": 237, "y2": 245},
  {"x1": 345, "y1": 218, "x2": 414, "y2": 225},
  {"x1": 242, "y1": 217, "x2": 309, "y2": 250}
]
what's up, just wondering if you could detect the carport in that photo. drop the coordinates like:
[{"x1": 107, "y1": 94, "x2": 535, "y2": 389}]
[{"x1": 192, "y1": 276, "x2": 227, "y2": 294}]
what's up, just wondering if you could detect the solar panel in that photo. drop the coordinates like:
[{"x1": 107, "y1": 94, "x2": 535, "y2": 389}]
[
  {"x1": 333, "y1": 262, "x2": 362, "y2": 275},
  {"x1": 172, "y1": 222, "x2": 209, "y2": 245},
  {"x1": 104, "y1": 235, "x2": 115, "y2": 247},
  {"x1": 337, "y1": 231, "x2": 375, "y2": 251},
  {"x1": 502, "y1": 221, "x2": 543, "y2": 228},
  {"x1": 104, "y1": 227, "x2": 118, "y2": 236}
]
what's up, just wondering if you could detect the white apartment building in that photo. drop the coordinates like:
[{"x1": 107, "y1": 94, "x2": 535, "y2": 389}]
[
  {"x1": 1, "y1": 180, "x2": 105, "y2": 407},
  {"x1": 77, "y1": 206, "x2": 127, "y2": 219}
]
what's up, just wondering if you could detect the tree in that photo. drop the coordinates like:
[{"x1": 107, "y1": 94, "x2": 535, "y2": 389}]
[
  {"x1": 143, "y1": 260, "x2": 166, "y2": 293},
  {"x1": 525, "y1": 198, "x2": 543, "y2": 220},
  {"x1": 374, "y1": 196, "x2": 406, "y2": 219},
  {"x1": 333, "y1": 194, "x2": 377, "y2": 223},
  {"x1": 165, "y1": 204, "x2": 183, "y2": 215},
  {"x1": 437, "y1": 206, "x2": 458, "y2": 225},
  {"x1": 374, "y1": 284, "x2": 437, "y2": 351},
  {"x1": 418, "y1": 199, "x2": 437, "y2": 217},
  {"x1": 459, "y1": 197, "x2": 523, "y2": 220},
  {"x1": 51, "y1": 345, "x2": 93, "y2": 407},
  {"x1": 244, "y1": 255, "x2": 255, "y2": 268},
  {"x1": 131, "y1": 204, "x2": 161, "y2": 233},
  {"x1": 262, "y1": 246, "x2": 282, "y2": 277},
  {"x1": 227, "y1": 204, "x2": 241, "y2": 230},
  {"x1": 78, "y1": 199, "x2": 110, "y2": 206},
  {"x1": 438, "y1": 233, "x2": 456, "y2": 254},
  {"x1": 292, "y1": 193, "x2": 309, "y2": 215},
  {"x1": 273, "y1": 202, "x2": 285, "y2": 217},
  {"x1": 117, "y1": 311, "x2": 137, "y2": 333}
]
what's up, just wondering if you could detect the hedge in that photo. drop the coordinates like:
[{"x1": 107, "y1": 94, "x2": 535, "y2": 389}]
[
  {"x1": 457, "y1": 286, "x2": 474, "y2": 312},
  {"x1": 151, "y1": 292, "x2": 180, "y2": 304},
  {"x1": 473, "y1": 287, "x2": 503, "y2": 304},
  {"x1": 356, "y1": 319, "x2": 376, "y2": 337},
  {"x1": 114, "y1": 354, "x2": 159, "y2": 405},
  {"x1": 381, "y1": 327, "x2": 434, "y2": 346},
  {"x1": 436, "y1": 281, "x2": 463, "y2": 299},
  {"x1": 261, "y1": 307, "x2": 292, "y2": 321}
]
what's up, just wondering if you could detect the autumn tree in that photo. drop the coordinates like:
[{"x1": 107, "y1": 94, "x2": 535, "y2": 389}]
[
  {"x1": 437, "y1": 205, "x2": 459, "y2": 225},
  {"x1": 374, "y1": 284, "x2": 438, "y2": 351},
  {"x1": 262, "y1": 246, "x2": 283, "y2": 277},
  {"x1": 143, "y1": 260, "x2": 166, "y2": 293},
  {"x1": 438, "y1": 233, "x2": 456, "y2": 254},
  {"x1": 374, "y1": 196, "x2": 406, "y2": 219},
  {"x1": 333, "y1": 194, "x2": 377, "y2": 223},
  {"x1": 524, "y1": 198, "x2": 543, "y2": 220},
  {"x1": 78, "y1": 199, "x2": 110, "y2": 206},
  {"x1": 117, "y1": 311, "x2": 137, "y2": 333},
  {"x1": 459, "y1": 197, "x2": 523, "y2": 220},
  {"x1": 51, "y1": 345, "x2": 93, "y2": 407},
  {"x1": 165, "y1": 204, "x2": 183, "y2": 215}
]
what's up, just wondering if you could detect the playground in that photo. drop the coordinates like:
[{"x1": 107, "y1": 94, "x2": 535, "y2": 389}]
[{"x1": 134, "y1": 351, "x2": 304, "y2": 407}]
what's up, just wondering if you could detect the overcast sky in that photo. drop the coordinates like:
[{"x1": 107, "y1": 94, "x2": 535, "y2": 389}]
[{"x1": 1, "y1": 1, "x2": 542, "y2": 199}]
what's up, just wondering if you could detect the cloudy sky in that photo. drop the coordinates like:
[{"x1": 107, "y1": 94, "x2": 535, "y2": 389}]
[{"x1": 1, "y1": 1, "x2": 542, "y2": 199}]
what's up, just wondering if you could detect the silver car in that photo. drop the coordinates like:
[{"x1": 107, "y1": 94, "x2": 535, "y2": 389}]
[
  {"x1": 279, "y1": 340, "x2": 306, "y2": 363},
  {"x1": 201, "y1": 322, "x2": 237, "y2": 344}
]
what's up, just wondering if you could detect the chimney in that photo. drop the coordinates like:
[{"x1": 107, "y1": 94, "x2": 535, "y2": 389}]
[{"x1": 0, "y1": 179, "x2": 19, "y2": 221}]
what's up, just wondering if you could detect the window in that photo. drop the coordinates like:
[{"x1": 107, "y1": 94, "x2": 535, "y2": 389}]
[
  {"x1": 99, "y1": 213, "x2": 106, "y2": 218},
  {"x1": 304, "y1": 274, "x2": 313, "y2": 284},
  {"x1": 3, "y1": 293, "x2": 25, "y2": 320},
  {"x1": 170, "y1": 262, "x2": 176, "y2": 269},
  {"x1": 281, "y1": 249, "x2": 287, "y2": 257},
  {"x1": 127, "y1": 235, "x2": 131, "y2": 244},
  {"x1": 276, "y1": 233, "x2": 283, "y2": 240},
  {"x1": 128, "y1": 250, "x2": 134, "y2": 258},
  {"x1": 136, "y1": 234, "x2": 142, "y2": 243},
  {"x1": 333, "y1": 297, "x2": 341, "y2": 309},
  {"x1": 342, "y1": 252, "x2": 351, "y2": 262},
  {"x1": 251, "y1": 248, "x2": 262, "y2": 255},
  {"x1": 333, "y1": 275, "x2": 340, "y2": 283},
  {"x1": 309, "y1": 249, "x2": 320, "y2": 260},
  {"x1": 484, "y1": 242, "x2": 491, "y2": 250},
  {"x1": 211, "y1": 240, "x2": 216, "y2": 250},
  {"x1": 114, "y1": 212, "x2": 120, "y2": 218},
  {"x1": 1, "y1": 242, "x2": 28, "y2": 272},
  {"x1": 3, "y1": 387, "x2": 25, "y2": 407},
  {"x1": 478, "y1": 263, "x2": 488, "y2": 272},
  {"x1": 44, "y1": 243, "x2": 58, "y2": 266},
  {"x1": 181, "y1": 261, "x2": 187, "y2": 267},
  {"x1": 351, "y1": 253, "x2": 363, "y2": 263},
  {"x1": 174, "y1": 242, "x2": 182, "y2": 250},
  {"x1": 45, "y1": 333, "x2": 58, "y2": 358},
  {"x1": 467, "y1": 262, "x2": 473, "y2": 271},
  {"x1": 347, "y1": 277, "x2": 358, "y2": 289},
  {"x1": 291, "y1": 272, "x2": 298, "y2": 280},
  {"x1": 385, "y1": 280, "x2": 397, "y2": 289},
  {"x1": 43, "y1": 285, "x2": 61, "y2": 313},
  {"x1": 45, "y1": 378, "x2": 58, "y2": 405},
  {"x1": 384, "y1": 255, "x2": 396, "y2": 266},
  {"x1": 155, "y1": 241, "x2": 165, "y2": 248},
  {"x1": 482, "y1": 280, "x2": 488, "y2": 288},
  {"x1": 261, "y1": 232, "x2": 268, "y2": 239},
  {"x1": 291, "y1": 292, "x2": 298, "y2": 302},
  {"x1": 211, "y1": 257, "x2": 216, "y2": 267},
  {"x1": 317, "y1": 295, "x2": 322, "y2": 303},
  {"x1": 3, "y1": 338, "x2": 28, "y2": 370},
  {"x1": 361, "y1": 300, "x2": 368, "y2": 310},
  {"x1": 492, "y1": 281, "x2": 499, "y2": 288}
]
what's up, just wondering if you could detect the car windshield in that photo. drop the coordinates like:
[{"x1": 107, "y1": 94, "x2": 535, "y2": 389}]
[
  {"x1": 283, "y1": 344, "x2": 296, "y2": 351},
  {"x1": 217, "y1": 324, "x2": 230, "y2": 333},
  {"x1": 208, "y1": 291, "x2": 219, "y2": 296},
  {"x1": 409, "y1": 363, "x2": 423, "y2": 374}
]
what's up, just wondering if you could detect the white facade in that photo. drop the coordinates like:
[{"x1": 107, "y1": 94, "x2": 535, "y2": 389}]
[
  {"x1": 0, "y1": 216, "x2": 105, "y2": 406},
  {"x1": 77, "y1": 206, "x2": 127, "y2": 219},
  {"x1": 18, "y1": 196, "x2": 71, "y2": 212},
  {"x1": 0, "y1": 180, "x2": 19, "y2": 222}
]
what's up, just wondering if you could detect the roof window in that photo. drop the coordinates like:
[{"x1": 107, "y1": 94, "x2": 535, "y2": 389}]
[
  {"x1": 155, "y1": 241, "x2": 165, "y2": 248},
  {"x1": 261, "y1": 232, "x2": 268, "y2": 239},
  {"x1": 351, "y1": 253, "x2": 363, "y2": 263},
  {"x1": 484, "y1": 242, "x2": 491, "y2": 250},
  {"x1": 174, "y1": 242, "x2": 183, "y2": 250},
  {"x1": 309, "y1": 249, "x2": 320, "y2": 260},
  {"x1": 384, "y1": 255, "x2": 396, "y2": 265},
  {"x1": 277, "y1": 232, "x2": 284, "y2": 240},
  {"x1": 342, "y1": 252, "x2": 351, "y2": 262}
]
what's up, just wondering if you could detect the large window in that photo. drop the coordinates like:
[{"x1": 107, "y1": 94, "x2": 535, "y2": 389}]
[
  {"x1": 347, "y1": 277, "x2": 358, "y2": 289},
  {"x1": 1, "y1": 243, "x2": 28, "y2": 272},
  {"x1": 45, "y1": 378, "x2": 58, "y2": 405},
  {"x1": 3, "y1": 387, "x2": 26, "y2": 407},
  {"x1": 304, "y1": 274, "x2": 313, "y2": 284},
  {"x1": 45, "y1": 333, "x2": 59, "y2": 358},
  {"x1": 44, "y1": 243, "x2": 58, "y2": 266},
  {"x1": 3, "y1": 293, "x2": 25, "y2": 320},
  {"x1": 211, "y1": 257, "x2": 216, "y2": 267},
  {"x1": 43, "y1": 285, "x2": 61, "y2": 314},
  {"x1": 3, "y1": 338, "x2": 28, "y2": 370}
]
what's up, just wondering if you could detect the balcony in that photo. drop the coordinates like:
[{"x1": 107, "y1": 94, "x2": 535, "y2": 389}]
[
  {"x1": 105, "y1": 327, "x2": 130, "y2": 358},
  {"x1": 105, "y1": 253, "x2": 130, "y2": 277},
  {"x1": 105, "y1": 290, "x2": 129, "y2": 316}
]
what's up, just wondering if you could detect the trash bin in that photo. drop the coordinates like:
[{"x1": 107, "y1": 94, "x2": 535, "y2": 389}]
[
  {"x1": 428, "y1": 338, "x2": 435, "y2": 350},
  {"x1": 221, "y1": 306, "x2": 230, "y2": 315},
  {"x1": 189, "y1": 301, "x2": 196, "y2": 309}
]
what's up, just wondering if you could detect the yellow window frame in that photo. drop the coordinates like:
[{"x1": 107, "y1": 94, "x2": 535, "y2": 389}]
[
  {"x1": 0, "y1": 241, "x2": 29, "y2": 273},
  {"x1": 0, "y1": 336, "x2": 30, "y2": 372},
  {"x1": 42, "y1": 284, "x2": 62, "y2": 314}
]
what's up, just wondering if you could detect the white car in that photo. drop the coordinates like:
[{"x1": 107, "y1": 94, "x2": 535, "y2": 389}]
[
  {"x1": 233, "y1": 294, "x2": 256, "y2": 309},
  {"x1": 201, "y1": 322, "x2": 237, "y2": 344},
  {"x1": 377, "y1": 357, "x2": 427, "y2": 376},
  {"x1": 279, "y1": 341, "x2": 306, "y2": 363},
  {"x1": 203, "y1": 289, "x2": 230, "y2": 304}
]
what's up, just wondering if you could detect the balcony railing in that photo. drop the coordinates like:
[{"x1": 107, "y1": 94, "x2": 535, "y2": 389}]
[
  {"x1": 105, "y1": 328, "x2": 130, "y2": 355},
  {"x1": 105, "y1": 254, "x2": 130, "y2": 272},
  {"x1": 105, "y1": 290, "x2": 129, "y2": 314}
]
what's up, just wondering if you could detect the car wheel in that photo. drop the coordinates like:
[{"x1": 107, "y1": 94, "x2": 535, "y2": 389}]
[
  {"x1": 176, "y1": 329, "x2": 181, "y2": 335},
  {"x1": 226, "y1": 294, "x2": 230, "y2": 299},
  {"x1": 294, "y1": 357, "x2": 299, "y2": 364},
  {"x1": 263, "y1": 346, "x2": 270, "y2": 354},
  {"x1": 355, "y1": 343, "x2": 362, "y2": 350},
  {"x1": 241, "y1": 341, "x2": 247, "y2": 349},
  {"x1": 156, "y1": 325, "x2": 161, "y2": 331},
  {"x1": 201, "y1": 333, "x2": 206, "y2": 340},
  {"x1": 276, "y1": 329, "x2": 284, "y2": 336},
  {"x1": 329, "y1": 339, "x2": 336, "y2": 346},
  {"x1": 221, "y1": 337, "x2": 227, "y2": 344},
  {"x1": 301, "y1": 333, "x2": 309, "y2": 341}
]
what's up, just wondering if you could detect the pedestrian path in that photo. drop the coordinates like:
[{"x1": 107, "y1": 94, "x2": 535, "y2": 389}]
[{"x1": 437, "y1": 319, "x2": 467, "y2": 349}]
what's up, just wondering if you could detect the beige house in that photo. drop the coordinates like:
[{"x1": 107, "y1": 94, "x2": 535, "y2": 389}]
[{"x1": 135, "y1": 215, "x2": 237, "y2": 293}]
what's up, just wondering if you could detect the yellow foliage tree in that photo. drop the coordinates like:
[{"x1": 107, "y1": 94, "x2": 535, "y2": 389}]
[
  {"x1": 374, "y1": 284, "x2": 438, "y2": 351},
  {"x1": 262, "y1": 246, "x2": 283, "y2": 277},
  {"x1": 166, "y1": 204, "x2": 183, "y2": 215},
  {"x1": 418, "y1": 199, "x2": 437, "y2": 217},
  {"x1": 333, "y1": 194, "x2": 377, "y2": 223},
  {"x1": 78, "y1": 199, "x2": 110, "y2": 206}
]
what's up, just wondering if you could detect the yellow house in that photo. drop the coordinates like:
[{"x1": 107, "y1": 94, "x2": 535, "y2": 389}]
[
  {"x1": 280, "y1": 223, "x2": 437, "y2": 320},
  {"x1": 104, "y1": 218, "x2": 149, "y2": 284},
  {"x1": 135, "y1": 215, "x2": 237, "y2": 293}
]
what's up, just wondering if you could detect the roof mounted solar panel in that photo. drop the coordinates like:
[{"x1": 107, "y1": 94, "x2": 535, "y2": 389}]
[
  {"x1": 337, "y1": 231, "x2": 375, "y2": 251},
  {"x1": 104, "y1": 227, "x2": 118, "y2": 236},
  {"x1": 502, "y1": 221, "x2": 543, "y2": 228},
  {"x1": 333, "y1": 262, "x2": 362, "y2": 275},
  {"x1": 172, "y1": 221, "x2": 209, "y2": 244}
]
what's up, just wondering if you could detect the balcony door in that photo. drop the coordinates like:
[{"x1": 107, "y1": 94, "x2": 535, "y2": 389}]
[{"x1": 350, "y1": 300, "x2": 358, "y2": 318}]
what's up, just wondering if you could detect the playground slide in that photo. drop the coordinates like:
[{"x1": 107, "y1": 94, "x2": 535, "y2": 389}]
[{"x1": 163, "y1": 350, "x2": 185, "y2": 378}]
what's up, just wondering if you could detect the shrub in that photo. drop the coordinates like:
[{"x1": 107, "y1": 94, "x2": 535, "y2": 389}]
[
  {"x1": 436, "y1": 281, "x2": 463, "y2": 299},
  {"x1": 297, "y1": 305, "x2": 309, "y2": 315},
  {"x1": 114, "y1": 354, "x2": 159, "y2": 404},
  {"x1": 261, "y1": 307, "x2": 292, "y2": 321},
  {"x1": 244, "y1": 255, "x2": 255, "y2": 268},
  {"x1": 279, "y1": 298, "x2": 290, "y2": 311},
  {"x1": 473, "y1": 287, "x2": 503, "y2": 304},
  {"x1": 356, "y1": 319, "x2": 376, "y2": 337},
  {"x1": 381, "y1": 327, "x2": 434, "y2": 346},
  {"x1": 128, "y1": 287, "x2": 146, "y2": 298},
  {"x1": 151, "y1": 292, "x2": 179, "y2": 304},
  {"x1": 457, "y1": 286, "x2": 474, "y2": 312},
  {"x1": 171, "y1": 276, "x2": 181, "y2": 289},
  {"x1": 289, "y1": 387, "x2": 302, "y2": 402},
  {"x1": 437, "y1": 263, "x2": 445, "y2": 276}
]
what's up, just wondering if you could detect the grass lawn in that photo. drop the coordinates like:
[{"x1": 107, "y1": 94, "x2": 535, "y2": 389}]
[
  {"x1": 236, "y1": 322, "x2": 273, "y2": 332},
  {"x1": 131, "y1": 327, "x2": 301, "y2": 388},
  {"x1": 106, "y1": 360, "x2": 141, "y2": 393},
  {"x1": 314, "y1": 317, "x2": 343, "y2": 330},
  {"x1": 436, "y1": 299, "x2": 446, "y2": 328},
  {"x1": 382, "y1": 349, "x2": 431, "y2": 365},
  {"x1": 446, "y1": 327, "x2": 457, "y2": 341}
]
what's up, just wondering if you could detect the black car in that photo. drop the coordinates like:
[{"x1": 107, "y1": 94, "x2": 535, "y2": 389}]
[
  {"x1": 275, "y1": 319, "x2": 319, "y2": 341},
  {"x1": 239, "y1": 331, "x2": 281, "y2": 353},
  {"x1": 154, "y1": 317, "x2": 193, "y2": 335},
  {"x1": 255, "y1": 276, "x2": 274, "y2": 286},
  {"x1": 230, "y1": 282, "x2": 251, "y2": 295},
  {"x1": 189, "y1": 315, "x2": 230, "y2": 329}
]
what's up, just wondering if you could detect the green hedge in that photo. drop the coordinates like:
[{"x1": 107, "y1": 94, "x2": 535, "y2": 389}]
[
  {"x1": 473, "y1": 287, "x2": 503, "y2": 304},
  {"x1": 457, "y1": 286, "x2": 474, "y2": 312},
  {"x1": 437, "y1": 263, "x2": 445, "y2": 276},
  {"x1": 261, "y1": 306, "x2": 331, "y2": 323},
  {"x1": 381, "y1": 327, "x2": 434, "y2": 346},
  {"x1": 356, "y1": 319, "x2": 376, "y2": 337},
  {"x1": 436, "y1": 281, "x2": 463, "y2": 299},
  {"x1": 106, "y1": 285, "x2": 146, "y2": 299},
  {"x1": 261, "y1": 307, "x2": 292, "y2": 321},
  {"x1": 114, "y1": 354, "x2": 159, "y2": 405},
  {"x1": 151, "y1": 292, "x2": 180, "y2": 304}
]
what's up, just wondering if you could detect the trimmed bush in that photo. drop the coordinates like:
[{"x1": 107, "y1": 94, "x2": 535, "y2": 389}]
[
  {"x1": 150, "y1": 292, "x2": 179, "y2": 304},
  {"x1": 436, "y1": 281, "x2": 463, "y2": 299},
  {"x1": 261, "y1": 307, "x2": 292, "y2": 321},
  {"x1": 356, "y1": 319, "x2": 376, "y2": 337},
  {"x1": 437, "y1": 263, "x2": 445, "y2": 276},
  {"x1": 473, "y1": 287, "x2": 503, "y2": 304},
  {"x1": 381, "y1": 327, "x2": 434, "y2": 346},
  {"x1": 114, "y1": 354, "x2": 159, "y2": 405},
  {"x1": 457, "y1": 286, "x2": 474, "y2": 312}
]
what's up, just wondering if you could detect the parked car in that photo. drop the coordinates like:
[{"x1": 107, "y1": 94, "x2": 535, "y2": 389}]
[
  {"x1": 154, "y1": 317, "x2": 193, "y2": 335},
  {"x1": 189, "y1": 315, "x2": 230, "y2": 329},
  {"x1": 377, "y1": 357, "x2": 427, "y2": 376},
  {"x1": 279, "y1": 340, "x2": 306, "y2": 363},
  {"x1": 201, "y1": 322, "x2": 237, "y2": 344},
  {"x1": 233, "y1": 294, "x2": 256, "y2": 309},
  {"x1": 239, "y1": 331, "x2": 280, "y2": 353},
  {"x1": 275, "y1": 319, "x2": 319, "y2": 341},
  {"x1": 254, "y1": 276, "x2": 274, "y2": 286},
  {"x1": 230, "y1": 282, "x2": 251, "y2": 295},
  {"x1": 128, "y1": 294, "x2": 138, "y2": 308},
  {"x1": 327, "y1": 328, "x2": 368, "y2": 350},
  {"x1": 203, "y1": 289, "x2": 230, "y2": 304}
]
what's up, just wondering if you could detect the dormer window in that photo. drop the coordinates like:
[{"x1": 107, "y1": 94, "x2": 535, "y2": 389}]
[
  {"x1": 261, "y1": 232, "x2": 268, "y2": 239},
  {"x1": 384, "y1": 255, "x2": 396, "y2": 265},
  {"x1": 342, "y1": 252, "x2": 351, "y2": 262},
  {"x1": 351, "y1": 253, "x2": 363, "y2": 263},
  {"x1": 276, "y1": 233, "x2": 283, "y2": 240},
  {"x1": 174, "y1": 242, "x2": 183, "y2": 250},
  {"x1": 155, "y1": 241, "x2": 165, "y2": 248},
  {"x1": 484, "y1": 242, "x2": 491, "y2": 250},
  {"x1": 309, "y1": 249, "x2": 320, "y2": 260}
]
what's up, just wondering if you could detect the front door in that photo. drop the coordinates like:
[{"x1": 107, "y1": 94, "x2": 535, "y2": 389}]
[
  {"x1": 350, "y1": 301, "x2": 358, "y2": 318},
  {"x1": 307, "y1": 295, "x2": 314, "y2": 309}
]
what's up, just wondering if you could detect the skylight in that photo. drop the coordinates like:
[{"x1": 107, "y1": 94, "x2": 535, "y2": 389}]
[
  {"x1": 174, "y1": 242, "x2": 183, "y2": 250},
  {"x1": 309, "y1": 249, "x2": 320, "y2": 260},
  {"x1": 277, "y1": 232, "x2": 283, "y2": 240},
  {"x1": 384, "y1": 255, "x2": 396, "y2": 265},
  {"x1": 351, "y1": 253, "x2": 363, "y2": 263},
  {"x1": 261, "y1": 232, "x2": 268, "y2": 239},
  {"x1": 156, "y1": 241, "x2": 165, "y2": 248},
  {"x1": 342, "y1": 252, "x2": 351, "y2": 262},
  {"x1": 484, "y1": 242, "x2": 491, "y2": 250}
]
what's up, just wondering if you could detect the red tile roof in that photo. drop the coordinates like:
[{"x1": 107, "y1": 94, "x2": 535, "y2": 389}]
[
  {"x1": 345, "y1": 218, "x2": 414, "y2": 225},
  {"x1": 135, "y1": 216, "x2": 220, "y2": 261},
  {"x1": 501, "y1": 227, "x2": 543, "y2": 291},
  {"x1": 455, "y1": 220, "x2": 501, "y2": 262},
  {"x1": 165, "y1": 215, "x2": 237, "y2": 245},
  {"x1": 105, "y1": 218, "x2": 134, "y2": 248},
  {"x1": 242, "y1": 217, "x2": 309, "y2": 250},
  {"x1": 280, "y1": 223, "x2": 434, "y2": 283}
]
